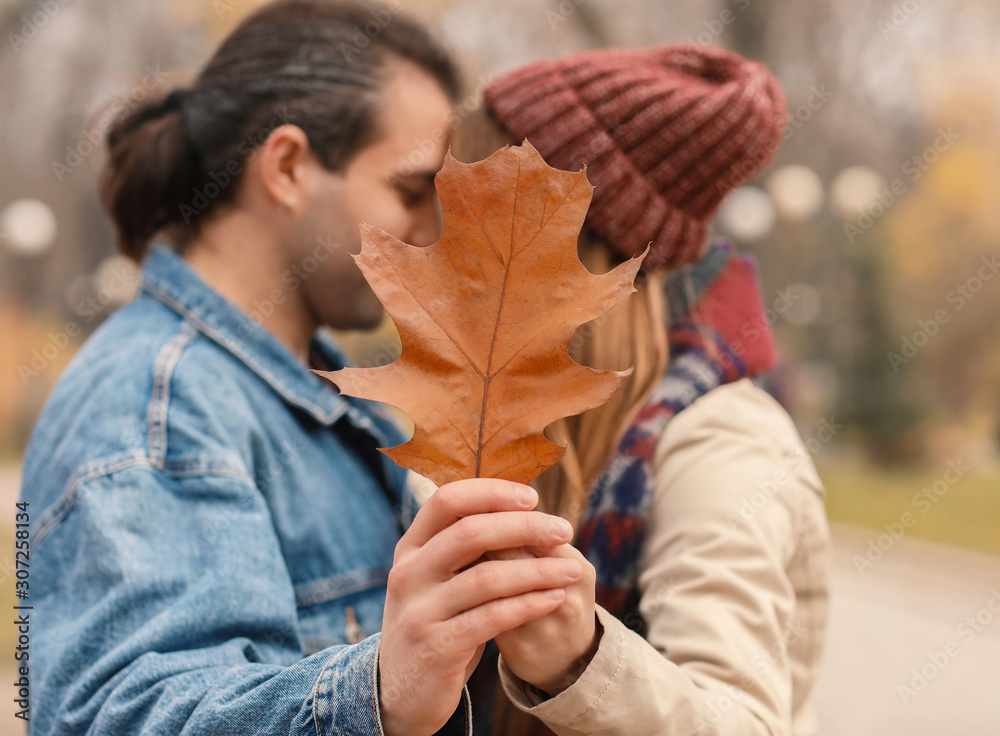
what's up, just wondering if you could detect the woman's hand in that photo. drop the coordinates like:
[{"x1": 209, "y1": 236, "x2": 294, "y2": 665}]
[
  {"x1": 490, "y1": 537, "x2": 601, "y2": 697},
  {"x1": 377, "y1": 478, "x2": 584, "y2": 736}
]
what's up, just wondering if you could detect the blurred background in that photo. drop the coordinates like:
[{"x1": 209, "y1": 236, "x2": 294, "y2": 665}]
[{"x1": 1, "y1": 0, "x2": 998, "y2": 733}]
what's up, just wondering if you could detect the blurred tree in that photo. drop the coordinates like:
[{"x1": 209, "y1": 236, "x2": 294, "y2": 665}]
[
  {"x1": 842, "y1": 244, "x2": 928, "y2": 464},
  {"x1": 881, "y1": 82, "x2": 1000, "y2": 429}
]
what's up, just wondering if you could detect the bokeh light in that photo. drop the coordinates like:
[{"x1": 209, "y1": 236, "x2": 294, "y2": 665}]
[
  {"x1": 0, "y1": 198, "x2": 57, "y2": 256},
  {"x1": 717, "y1": 186, "x2": 777, "y2": 241},
  {"x1": 767, "y1": 165, "x2": 825, "y2": 222}
]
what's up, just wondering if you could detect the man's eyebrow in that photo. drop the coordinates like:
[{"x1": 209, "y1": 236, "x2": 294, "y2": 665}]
[{"x1": 391, "y1": 170, "x2": 438, "y2": 184}]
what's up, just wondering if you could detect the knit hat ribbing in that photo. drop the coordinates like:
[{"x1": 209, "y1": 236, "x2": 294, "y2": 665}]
[{"x1": 483, "y1": 44, "x2": 787, "y2": 270}]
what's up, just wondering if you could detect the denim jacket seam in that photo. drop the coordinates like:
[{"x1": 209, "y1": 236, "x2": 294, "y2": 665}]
[
  {"x1": 371, "y1": 635, "x2": 386, "y2": 736},
  {"x1": 294, "y1": 567, "x2": 392, "y2": 608},
  {"x1": 312, "y1": 653, "x2": 336, "y2": 736},
  {"x1": 33, "y1": 451, "x2": 149, "y2": 547},
  {"x1": 162, "y1": 461, "x2": 252, "y2": 479},
  {"x1": 149, "y1": 322, "x2": 199, "y2": 469},
  {"x1": 142, "y1": 281, "x2": 345, "y2": 425},
  {"x1": 32, "y1": 453, "x2": 256, "y2": 549},
  {"x1": 310, "y1": 641, "x2": 386, "y2": 736}
]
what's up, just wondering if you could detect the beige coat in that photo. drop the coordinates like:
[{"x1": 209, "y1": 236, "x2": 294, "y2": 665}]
[{"x1": 497, "y1": 378, "x2": 832, "y2": 735}]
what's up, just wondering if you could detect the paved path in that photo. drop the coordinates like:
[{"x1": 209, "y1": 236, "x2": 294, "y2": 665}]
[
  {"x1": 0, "y1": 465, "x2": 997, "y2": 734},
  {"x1": 815, "y1": 523, "x2": 1000, "y2": 735}
]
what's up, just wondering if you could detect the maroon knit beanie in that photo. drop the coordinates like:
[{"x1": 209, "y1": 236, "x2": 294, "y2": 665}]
[{"x1": 483, "y1": 44, "x2": 787, "y2": 270}]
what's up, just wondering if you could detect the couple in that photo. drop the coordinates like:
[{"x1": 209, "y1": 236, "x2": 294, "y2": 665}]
[{"x1": 21, "y1": 0, "x2": 830, "y2": 734}]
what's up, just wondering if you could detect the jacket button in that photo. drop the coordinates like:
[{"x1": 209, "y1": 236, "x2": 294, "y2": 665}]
[{"x1": 344, "y1": 606, "x2": 365, "y2": 644}]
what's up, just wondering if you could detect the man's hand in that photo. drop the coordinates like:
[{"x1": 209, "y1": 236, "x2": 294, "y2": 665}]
[{"x1": 378, "y1": 479, "x2": 583, "y2": 736}]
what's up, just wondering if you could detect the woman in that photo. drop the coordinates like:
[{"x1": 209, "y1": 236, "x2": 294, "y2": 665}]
[{"x1": 454, "y1": 45, "x2": 832, "y2": 736}]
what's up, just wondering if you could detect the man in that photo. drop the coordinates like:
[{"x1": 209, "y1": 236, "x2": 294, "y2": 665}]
[{"x1": 21, "y1": 2, "x2": 581, "y2": 734}]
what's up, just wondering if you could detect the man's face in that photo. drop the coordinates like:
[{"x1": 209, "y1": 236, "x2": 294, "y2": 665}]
[{"x1": 292, "y1": 60, "x2": 454, "y2": 331}]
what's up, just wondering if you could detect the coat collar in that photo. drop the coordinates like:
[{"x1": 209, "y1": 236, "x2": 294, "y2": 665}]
[{"x1": 138, "y1": 244, "x2": 390, "y2": 440}]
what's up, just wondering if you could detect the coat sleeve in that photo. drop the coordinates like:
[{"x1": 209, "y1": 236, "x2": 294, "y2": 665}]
[
  {"x1": 29, "y1": 462, "x2": 470, "y2": 736},
  {"x1": 498, "y1": 379, "x2": 829, "y2": 736}
]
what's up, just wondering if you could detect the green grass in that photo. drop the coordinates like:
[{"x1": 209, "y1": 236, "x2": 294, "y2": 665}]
[{"x1": 819, "y1": 465, "x2": 1000, "y2": 556}]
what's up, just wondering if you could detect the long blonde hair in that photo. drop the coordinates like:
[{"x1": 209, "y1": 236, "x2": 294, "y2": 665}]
[
  {"x1": 540, "y1": 236, "x2": 669, "y2": 524},
  {"x1": 452, "y1": 106, "x2": 670, "y2": 528}
]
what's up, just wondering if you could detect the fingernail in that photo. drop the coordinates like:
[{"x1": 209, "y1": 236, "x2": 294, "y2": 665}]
[
  {"x1": 544, "y1": 588, "x2": 564, "y2": 600},
  {"x1": 550, "y1": 517, "x2": 573, "y2": 539},
  {"x1": 518, "y1": 485, "x2": 537, "y2": 507}
]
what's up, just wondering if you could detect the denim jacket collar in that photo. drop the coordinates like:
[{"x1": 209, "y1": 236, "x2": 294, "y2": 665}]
[{"x1": 139, "y1": 244, "x2": 387, "y2": 438}]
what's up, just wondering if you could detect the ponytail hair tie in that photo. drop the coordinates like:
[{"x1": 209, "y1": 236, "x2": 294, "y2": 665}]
[{"x1": 162, "y1": 87, "x2": 186, "y2": 113}]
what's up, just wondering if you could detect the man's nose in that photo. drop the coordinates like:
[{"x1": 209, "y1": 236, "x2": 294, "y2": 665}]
[{"x1": 406, "y1": 202, "x2": 444, "y2": 248}]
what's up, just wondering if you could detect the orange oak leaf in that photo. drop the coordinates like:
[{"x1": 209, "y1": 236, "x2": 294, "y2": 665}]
[{"x1": 314, "y1": 140, "x2": 645, "y2": 486}]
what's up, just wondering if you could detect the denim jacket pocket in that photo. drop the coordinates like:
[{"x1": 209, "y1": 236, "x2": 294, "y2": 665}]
[{"x1": 296, "y1": 568, "x2": 390, "y2": 655}]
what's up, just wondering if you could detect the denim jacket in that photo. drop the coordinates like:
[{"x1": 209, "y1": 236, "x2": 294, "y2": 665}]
[{"x1": 21, "y1": 245, "x2": 471, "y2": 735}]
